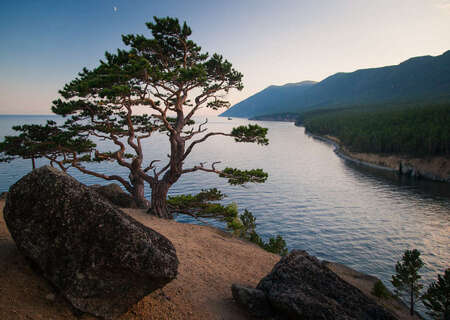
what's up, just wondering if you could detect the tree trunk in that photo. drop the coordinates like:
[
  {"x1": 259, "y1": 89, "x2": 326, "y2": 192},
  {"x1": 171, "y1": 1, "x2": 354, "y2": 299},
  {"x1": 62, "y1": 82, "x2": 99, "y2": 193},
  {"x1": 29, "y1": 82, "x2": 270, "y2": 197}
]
[
  {"x1": 148, "y1": 182, "x2": 173, "y2": 219},
  {"x1": 31, "y1": 157, "x2": 36, "y2": 170},
  {"x1": 132, "y1": 180, "x2": 149, "y2": 209},
  {"x1": 129, "y1": 171, "x2": 149, "y2": 209},
  {"x1": 410, "y1": 285, "x2": 414, "y2": 316}
]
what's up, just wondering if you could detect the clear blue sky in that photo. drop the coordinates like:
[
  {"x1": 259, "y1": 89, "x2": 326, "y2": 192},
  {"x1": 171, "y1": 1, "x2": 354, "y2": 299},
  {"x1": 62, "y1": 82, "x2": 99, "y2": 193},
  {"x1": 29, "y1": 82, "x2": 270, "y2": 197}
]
[{"x1": 1, "y1": 0, "x2": 449, "y2": 114}]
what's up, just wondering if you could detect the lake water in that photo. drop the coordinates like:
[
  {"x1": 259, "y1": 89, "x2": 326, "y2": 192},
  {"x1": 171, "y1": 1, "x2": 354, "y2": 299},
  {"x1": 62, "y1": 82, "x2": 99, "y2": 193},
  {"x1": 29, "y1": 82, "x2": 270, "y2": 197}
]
[{"x1": 1, "y1": 115, "x2": 449, "y2": 317}]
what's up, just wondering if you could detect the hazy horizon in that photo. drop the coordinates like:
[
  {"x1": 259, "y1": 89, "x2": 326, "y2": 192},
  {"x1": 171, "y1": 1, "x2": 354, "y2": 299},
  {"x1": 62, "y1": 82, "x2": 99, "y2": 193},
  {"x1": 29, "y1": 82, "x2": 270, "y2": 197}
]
[{"x1": 1, "y1": 0, "x2": 449, "y2": 115}]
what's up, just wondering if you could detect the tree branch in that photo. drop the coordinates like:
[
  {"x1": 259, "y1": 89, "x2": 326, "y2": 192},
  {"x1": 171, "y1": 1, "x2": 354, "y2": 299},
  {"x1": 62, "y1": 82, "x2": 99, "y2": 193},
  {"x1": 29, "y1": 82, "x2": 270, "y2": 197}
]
[
  {"x1": 183, "y1": 132, "x2": 232, "y2": 160},
  {"x1": 71, "y1": 162, "x2": 134, "y2": 194},
  {"x1": 181, "y1": 163, "x2": 268, "y2": 185},
  {"x1": 143, "y1": 159, "x2": 160, "y2": 172},
  {"x1": 156, "y1": 161, "x2": 171, "y2": 177},
  {"x1": 124, "y1": 105, "x2": 142, "y2": 158},
  {"x1": 183, "y1": 118, "x2": 208, "y2": 140}
]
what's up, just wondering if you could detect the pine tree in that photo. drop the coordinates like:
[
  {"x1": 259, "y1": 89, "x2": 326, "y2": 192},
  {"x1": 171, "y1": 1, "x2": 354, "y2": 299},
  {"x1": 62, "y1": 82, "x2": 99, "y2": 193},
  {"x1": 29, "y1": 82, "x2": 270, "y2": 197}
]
[
  {"x1": 422, "y1": 269, "x2": 450, "y2": 320},
  {"x1": 0, "y1": 17, "x2": 269, "y2": 216},
  {"x1": 391, "y1": 249, "x2": 424, "y2": 316}
]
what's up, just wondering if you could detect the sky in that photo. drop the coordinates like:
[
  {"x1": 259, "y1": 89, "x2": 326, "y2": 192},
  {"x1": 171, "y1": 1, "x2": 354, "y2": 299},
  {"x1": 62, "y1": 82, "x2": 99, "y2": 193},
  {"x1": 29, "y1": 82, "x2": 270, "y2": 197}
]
[{"x1": 0, "y1": 0, "x2": 449, "y2": 115}]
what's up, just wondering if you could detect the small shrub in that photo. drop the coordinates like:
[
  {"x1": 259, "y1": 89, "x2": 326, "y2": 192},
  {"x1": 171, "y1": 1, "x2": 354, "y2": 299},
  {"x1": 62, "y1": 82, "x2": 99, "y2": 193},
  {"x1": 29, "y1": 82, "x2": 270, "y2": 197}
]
[
  {"x1": 371, "y1": 280, "x2": 391, "y2": 299},
  {"x1": 226, "y1": 209, "x2": 288, "y2": 256},
  {"x1": 240, "y1": 209, "x2": 256, "y2": 234},
  {"x1": 248, "y1": 231, "x2": 264, "y2": 247},
  {"x1": 264, "y1": 235, "x2": 288, "y2": 256},
  {"x1": 227, "y1": 217, "x2": 244, "y2": 236},
  {"x1": 168, "y1": 192, "x2": 289, "y2": 257}
]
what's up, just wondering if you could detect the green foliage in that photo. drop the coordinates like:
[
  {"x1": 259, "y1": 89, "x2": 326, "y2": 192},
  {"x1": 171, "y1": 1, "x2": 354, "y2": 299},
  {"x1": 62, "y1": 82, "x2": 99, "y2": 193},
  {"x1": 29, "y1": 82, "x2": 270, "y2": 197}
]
[
  {"x1": 225, "y1": 208, "x2": 288, "y2": 256},
  {"x1": 167, "y1": 189, "x2": 225, "y2": 208},
  {"x1": 0, "y1": 120, "x2": 95, "y2": 167},
  {"x1": 371, "y1": 280, "x2": 391, "y2": 299},
  {"x1": 167, "y1": 189, "x2": 288, "y2": 255},
  {"x1": 422, "y1": 269, "x2": 450, "y2": 320},
  {"x1": 227, "y1": 216, "x2": 244, "y2": 235},
  {"x1": 220, "y1": 167, "x2": 268, "y2": 185},
  {"x1": 231, "y1": 124, "x2": 269, "y2": 145},
  {"x1": 391, "y1": 249, "x2": 424, "y2": 296},
  {"x1": 240, "y1": 209, "x2": 257, "y2": 234},
  {"x1": 0, "y1": 17, "x2": 268, "y2": 218},
  {"x1": 263, "y1": 235, "x2": 288, "y2": 256},
  {"x1": 167, "y1": 189, "x2": 237, "y2": 220},
  {"x1": 248, "y1": 231, "x2": 264, "y2": 247},
  {"x1": 195, "y1": 188, "x2": 226, "y2": 202},
  {"x1": 50, "y1": 16, "x2": 246, "y2": 152},
  {"x1": 225, "y1": 209, "x2": 253, "y2": 237},
  {"x1": 391, "y1": 249, "x2": 424, "y2": 315},
  {"x1": 301, "y1": 103, "x2": 450, "y2": 157}
]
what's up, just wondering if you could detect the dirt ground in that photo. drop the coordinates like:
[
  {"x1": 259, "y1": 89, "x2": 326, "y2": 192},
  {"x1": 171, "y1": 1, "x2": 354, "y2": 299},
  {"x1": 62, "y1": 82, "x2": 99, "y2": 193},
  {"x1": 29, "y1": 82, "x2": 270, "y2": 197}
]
[
  {"x1": 0, "y1": 198, "x2": 418, "y2": 319},
  {"x1": 0, "y1": 199, "x2": 279, "y2": 320}
]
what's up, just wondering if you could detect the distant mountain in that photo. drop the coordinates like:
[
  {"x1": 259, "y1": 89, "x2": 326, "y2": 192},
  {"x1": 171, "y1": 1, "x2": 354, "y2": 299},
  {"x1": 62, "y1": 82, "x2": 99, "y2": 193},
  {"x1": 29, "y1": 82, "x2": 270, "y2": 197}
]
[
  {"x1": 220, "y1": 81, "x2": 317, "y2": 118},
  {"x1": 220, "y1": 50, "x2": 450, "y2": 118}
]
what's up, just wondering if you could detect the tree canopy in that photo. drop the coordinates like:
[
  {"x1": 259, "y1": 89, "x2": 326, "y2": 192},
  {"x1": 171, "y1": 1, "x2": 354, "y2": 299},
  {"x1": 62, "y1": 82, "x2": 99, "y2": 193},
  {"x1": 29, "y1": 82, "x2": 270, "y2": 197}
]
[
  {"x1": 0, "y1": 16, "x2": 269, "y2": 219},
  {"x1": 422, "y1": 268, "x2": 450, "y2": 320},
  {"x1": 299, "y1": 103, "x2": 450, "y2": 157},
  {"x1": 391, "y1": 249, "x2": 424, "y2": 316}
]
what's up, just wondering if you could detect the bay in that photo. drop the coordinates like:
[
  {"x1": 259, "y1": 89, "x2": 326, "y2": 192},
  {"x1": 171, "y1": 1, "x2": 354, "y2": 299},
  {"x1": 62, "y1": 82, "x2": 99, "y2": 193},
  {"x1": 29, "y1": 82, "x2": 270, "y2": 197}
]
[{"x1": 0, "y1": 114, "x2": 449, "y2": 317}]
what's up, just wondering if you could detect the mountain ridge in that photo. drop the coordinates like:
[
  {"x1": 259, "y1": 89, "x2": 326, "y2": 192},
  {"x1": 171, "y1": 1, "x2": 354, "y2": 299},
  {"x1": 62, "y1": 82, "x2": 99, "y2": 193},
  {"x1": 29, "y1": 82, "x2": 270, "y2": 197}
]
[{"x1": 220, "y1": 50, "x2": 450, "y2": 118}]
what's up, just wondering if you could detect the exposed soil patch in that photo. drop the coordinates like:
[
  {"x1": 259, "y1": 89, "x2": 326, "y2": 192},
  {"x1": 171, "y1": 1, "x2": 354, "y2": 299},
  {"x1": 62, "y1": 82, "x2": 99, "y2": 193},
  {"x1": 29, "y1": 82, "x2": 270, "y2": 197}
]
[
  {"x1": 0, "y1": 200, "x2": 279, "y2": 320},
  {"x1": 0, "y1": 199, "x2": 419, "y2": 319}
]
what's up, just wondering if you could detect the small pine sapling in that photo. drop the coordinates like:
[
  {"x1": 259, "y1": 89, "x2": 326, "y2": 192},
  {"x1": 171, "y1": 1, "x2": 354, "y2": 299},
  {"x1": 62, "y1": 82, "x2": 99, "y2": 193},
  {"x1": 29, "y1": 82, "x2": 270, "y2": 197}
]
[{"x1": 391, "y1": 249, "x2": 424, "y2": 316}]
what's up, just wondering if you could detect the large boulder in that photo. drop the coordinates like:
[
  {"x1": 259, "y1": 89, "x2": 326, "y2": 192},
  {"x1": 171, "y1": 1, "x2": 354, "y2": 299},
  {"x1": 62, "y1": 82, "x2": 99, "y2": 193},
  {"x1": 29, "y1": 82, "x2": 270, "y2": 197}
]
[
  {"x1": 4, "y1": 166, "x2": 178, "y2": 319},
  {"x1": 231, "y1": 284, "x2": 274, "y2": 318},
  {"x1": 233, "y1": 250, "x2": 397, "y2": 320},
  {"x1": 89, "y1": 183, "x2": 139, "y2": 208}
]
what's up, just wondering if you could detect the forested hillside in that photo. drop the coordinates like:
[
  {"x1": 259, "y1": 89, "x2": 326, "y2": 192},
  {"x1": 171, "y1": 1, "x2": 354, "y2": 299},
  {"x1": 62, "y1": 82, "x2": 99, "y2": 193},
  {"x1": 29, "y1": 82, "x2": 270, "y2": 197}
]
[
  {"x1": 298, "y1": 103, "x2": 450, "y2": 157},
  {"x1": 221, "y1": 50, "x2": 450, "y2": 118}
]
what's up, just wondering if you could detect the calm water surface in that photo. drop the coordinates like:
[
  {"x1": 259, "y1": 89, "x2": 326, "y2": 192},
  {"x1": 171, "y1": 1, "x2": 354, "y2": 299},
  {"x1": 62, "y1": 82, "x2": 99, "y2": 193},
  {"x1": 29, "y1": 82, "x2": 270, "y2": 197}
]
[{"x1": 1, "y1": 115, "x2": 449, "y2": 317}]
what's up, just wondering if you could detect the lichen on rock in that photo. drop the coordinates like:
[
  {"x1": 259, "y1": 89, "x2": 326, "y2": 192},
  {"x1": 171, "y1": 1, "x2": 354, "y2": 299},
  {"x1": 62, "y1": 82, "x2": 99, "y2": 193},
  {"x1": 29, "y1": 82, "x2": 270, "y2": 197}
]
[{"x1": 4, "y1": 166, "x2": 178, "y2": 319}]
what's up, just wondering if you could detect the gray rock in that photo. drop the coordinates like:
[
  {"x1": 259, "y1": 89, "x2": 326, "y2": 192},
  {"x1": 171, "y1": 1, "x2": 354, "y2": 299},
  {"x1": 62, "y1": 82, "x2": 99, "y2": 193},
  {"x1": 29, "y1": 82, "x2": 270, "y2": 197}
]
[
  {"x1": 89, "y1": 183, "x2": 139, "y2": 208},
  {"x1": 4, "y1": 166, "x2": 178, "y2": 319},
  {"x1": 399, "y1": 162, "x2": 420, "y2": 178},
  {"x1": 256, "y1": 250, "x2": 397, "y2": 320},
  {"x1": 231, "y1": 284, "x2": 273, "y2": 318}
]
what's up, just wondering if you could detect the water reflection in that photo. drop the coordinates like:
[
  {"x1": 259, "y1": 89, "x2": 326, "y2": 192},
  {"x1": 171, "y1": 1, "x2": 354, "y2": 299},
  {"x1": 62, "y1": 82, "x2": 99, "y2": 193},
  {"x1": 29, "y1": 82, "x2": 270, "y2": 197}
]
[{"x1": 0, "y1": 115, "x2": 448, "y2": 318}]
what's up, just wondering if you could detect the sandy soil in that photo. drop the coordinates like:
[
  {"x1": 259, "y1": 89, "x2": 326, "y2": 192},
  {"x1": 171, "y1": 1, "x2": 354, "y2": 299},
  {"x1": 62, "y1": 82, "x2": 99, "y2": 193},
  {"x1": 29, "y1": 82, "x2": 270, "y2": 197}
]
[
  {"x1": 0, "y1": 199, "x2": 280, "y2": 320},
  {"x1": 0, "y1": 198, "x2": 419, "y2": 319}
]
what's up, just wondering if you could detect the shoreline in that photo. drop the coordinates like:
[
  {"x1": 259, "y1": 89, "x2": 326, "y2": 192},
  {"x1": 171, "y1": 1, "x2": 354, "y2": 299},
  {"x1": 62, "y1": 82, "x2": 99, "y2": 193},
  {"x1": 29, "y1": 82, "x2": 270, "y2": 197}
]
[
  {"x1": 305, "y1": 132, "x2": 397, "y2": 172},
  {"x1": 301, "y1": 127, "x2": 450, "y2": 183}
]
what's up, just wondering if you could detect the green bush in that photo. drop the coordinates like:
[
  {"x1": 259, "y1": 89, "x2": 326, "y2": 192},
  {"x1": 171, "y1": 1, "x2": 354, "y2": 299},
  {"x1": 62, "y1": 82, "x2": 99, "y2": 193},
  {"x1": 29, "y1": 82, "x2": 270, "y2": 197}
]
[
  {"x1": 168, "y1": 190, "x2": 289, "y2": 256},
  {"x1": 225, "y1": 209, "x2": 288, "y2": 256},
  {"x1": 371, "y1": 280, "x2": 391, "y2": 299},
  {"x1": 264, "y1": 235, "x2": 288, "y2": 256}
]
